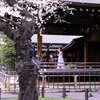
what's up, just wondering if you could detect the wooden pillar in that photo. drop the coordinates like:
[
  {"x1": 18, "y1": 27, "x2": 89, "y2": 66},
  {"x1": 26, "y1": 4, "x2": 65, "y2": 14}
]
[
  {"x1": 42, "y1": 76, "x2": 45, "y2": 97},
  {"x1": 85, "y1": 89, "x2": 88, "y2": 100},
  {"x1": 84, "y1": 40, "x2": 88, "y2": 67},
  {"x1": 37, "y1": 33, "x2": 42, "y2": 61},
  {"x1": 62, "y1": 86, "x2": 66, "y2": 98},
  {"x1": 7, "y1": 76, "x2": 10, "y2": 92},
  {"x1": 74, "y1": 75, "x2": 78, "y2": 88}
]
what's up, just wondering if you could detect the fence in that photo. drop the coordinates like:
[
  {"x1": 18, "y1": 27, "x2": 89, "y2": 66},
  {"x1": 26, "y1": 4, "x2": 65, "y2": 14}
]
[
  {"x1": 0, "y1": 71, "x2": 19, "y2": 93},
  {"x1": 40, "y1": 62, "x2": 100, "y2": 69},
  {"x1": 39, "y1": 70, "x2": 100, "y2": 97},
  {"x1": 0, "y1": 62, "x2": 100, "y2": 100},
  {"x1": 39, "y1": 62, "x2": 100, "y2": 99}
]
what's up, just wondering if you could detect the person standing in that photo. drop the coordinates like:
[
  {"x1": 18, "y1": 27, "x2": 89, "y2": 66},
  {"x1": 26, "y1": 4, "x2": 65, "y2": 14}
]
[{"x1": 57, "y1": 48, "x2": 65, "y2": 69}]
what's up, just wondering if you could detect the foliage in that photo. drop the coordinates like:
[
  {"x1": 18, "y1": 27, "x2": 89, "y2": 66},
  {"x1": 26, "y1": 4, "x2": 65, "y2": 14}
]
[
  {"x1": 1, "y1": 99, "x2": 17, "y2": 100},
  {"x1": 1, "y1": 98, "x2": 78, "y2": 100},
  {"x1": 4, "y1": 0, "x2": 16, "y2": 6},
  {"x1": 40, "y1": 98, "x2": 79, "y2": 100},
  {"x1": 0, "y1": 0, "x2": 72, "y2": 31},
  {"x1": 0, "y1": 34, "x2": 15, "y2": 70}
]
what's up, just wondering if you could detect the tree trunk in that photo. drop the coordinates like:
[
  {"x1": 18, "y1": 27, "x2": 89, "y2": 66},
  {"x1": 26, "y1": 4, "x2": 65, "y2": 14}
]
[
  {"x1": 0, "y1": 20, "x2": 39, "y2": 100},
  {"x1": 17, "y1": 60, "x2": 39, "y2": 100}
]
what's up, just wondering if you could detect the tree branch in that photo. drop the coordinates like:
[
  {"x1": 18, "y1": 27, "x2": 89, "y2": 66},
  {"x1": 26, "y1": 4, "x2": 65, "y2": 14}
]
[{"x1": 0, "y1": 22, "x2": 14, "y2": 40}]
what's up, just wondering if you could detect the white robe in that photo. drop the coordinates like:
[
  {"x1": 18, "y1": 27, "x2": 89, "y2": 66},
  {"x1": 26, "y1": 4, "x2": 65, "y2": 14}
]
[{"x1": 57, "y1": 51, "x2": 65, "y2": 69}]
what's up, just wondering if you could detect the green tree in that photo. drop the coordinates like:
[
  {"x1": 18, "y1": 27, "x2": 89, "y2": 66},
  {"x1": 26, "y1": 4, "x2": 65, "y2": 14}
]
[{"x1": 0, "y1": 34, "x2": 15, "y2": 70}]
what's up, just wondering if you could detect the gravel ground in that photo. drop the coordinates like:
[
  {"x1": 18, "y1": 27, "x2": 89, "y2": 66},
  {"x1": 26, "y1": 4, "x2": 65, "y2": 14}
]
[{"x1": 1, "y1": 90, "x2": 100, "y2": 100}]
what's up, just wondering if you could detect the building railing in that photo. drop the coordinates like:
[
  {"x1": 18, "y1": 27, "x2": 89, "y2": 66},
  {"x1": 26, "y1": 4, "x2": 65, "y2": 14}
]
[
  {"x1": 39, "y1": 62, "x2": 100, "y2": 98},
  {"x1": 0, "y1": 71, "x2": 19, "y2": 93},
  {"x1": 0, "y1": 62, "x2": 100, "y2": 99},
  {"x1": 40, "y1": 62, "x2": 100, "y2": 70}
]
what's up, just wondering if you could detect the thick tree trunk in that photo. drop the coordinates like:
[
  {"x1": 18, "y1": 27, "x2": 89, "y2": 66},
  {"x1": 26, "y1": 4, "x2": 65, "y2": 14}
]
[
  {"x1": 17, "y1": 60, "x2": 39, "y2": 100},
  {"x1": 0, "y1": 19, "x2": 39, "y2": 100}
]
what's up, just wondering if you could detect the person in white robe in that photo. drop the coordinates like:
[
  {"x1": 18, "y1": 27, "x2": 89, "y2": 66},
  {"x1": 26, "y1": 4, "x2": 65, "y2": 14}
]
[{"x1": 57, "y1": 48, "x2": 65, "y2": 69}]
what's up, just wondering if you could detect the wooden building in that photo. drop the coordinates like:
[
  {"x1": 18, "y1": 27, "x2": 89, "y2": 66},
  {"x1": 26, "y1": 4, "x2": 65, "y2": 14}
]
[
  {"x1": 33, "y1": 43, "x2": 66, "y2": 62},
  {"x1": 63, "y1": 36, "x2": 100, "y2": 62},
  {"x1": 39, "y1": 1, "x2": 100, "y2": 63}
]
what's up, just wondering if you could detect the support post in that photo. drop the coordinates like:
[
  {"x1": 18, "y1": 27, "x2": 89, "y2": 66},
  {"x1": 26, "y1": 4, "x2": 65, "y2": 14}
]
[
  {"x1": 62, "y1": 86, "x2": 66, "y2": 98},
  {"x1": 84, "y1": 39, "x2": 88, "y2": 68},
  {"x1": 85, "y1": 89, "x2": 88, "y2": 100},
  {"x1": 42, "y1": 75, "x2": 45, "y2": 97},
  {"x1": 74, "y1": 75, "x2": 77, "y2": 88},
  {"x1": 41, "y1": 85, "x2": 44, "y2": 97},
  {"x1": 7, "y1": 76, "x2": 10, "y2": 92},
  {"x1": 37, "y1": 33, "x2": 42, "y2": 61}
]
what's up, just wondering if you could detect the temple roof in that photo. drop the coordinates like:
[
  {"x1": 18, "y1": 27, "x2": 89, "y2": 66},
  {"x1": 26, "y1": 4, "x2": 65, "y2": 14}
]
[
  {"x1": 42, "y1": 1, "x2": 100, "y2": 36},
  {"x1": 62, "y1": 37, "x2": 84, "y2": 51}
]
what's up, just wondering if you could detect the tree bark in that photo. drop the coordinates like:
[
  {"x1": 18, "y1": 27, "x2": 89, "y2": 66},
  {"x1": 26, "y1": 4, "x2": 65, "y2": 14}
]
[
  {"x1": 18, "y1": 61, "x2": 39, "y2": 100},
  {"x1": 0, "y1": 20, "x2": 39, "y2": 100}
]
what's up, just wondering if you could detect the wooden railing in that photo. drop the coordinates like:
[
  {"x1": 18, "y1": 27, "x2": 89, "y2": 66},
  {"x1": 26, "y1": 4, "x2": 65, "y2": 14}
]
[
  {"x1": 40, "y1": 62, "x2": 100, "y2": 69},
  {"x1": 39, "y1": 62, "x2": 100, "y2": 98},
  {"x1": 0, "y1": 62, "x2": 100, "y2": 99}
]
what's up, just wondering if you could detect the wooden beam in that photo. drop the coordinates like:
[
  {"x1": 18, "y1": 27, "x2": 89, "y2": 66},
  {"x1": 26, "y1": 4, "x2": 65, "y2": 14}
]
[
  {"x1": 43, "y1": 24, "x2": 86, "y2": 35},
  {"x1": 66, "y1": 1, "x2": 100, "y2": 8},
  {"x1": 84, "y1": 39, "x2": 88, "y2": 67},
  {"x1": 37, "y1": 34, "x2": 42, "y2": 61}
]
